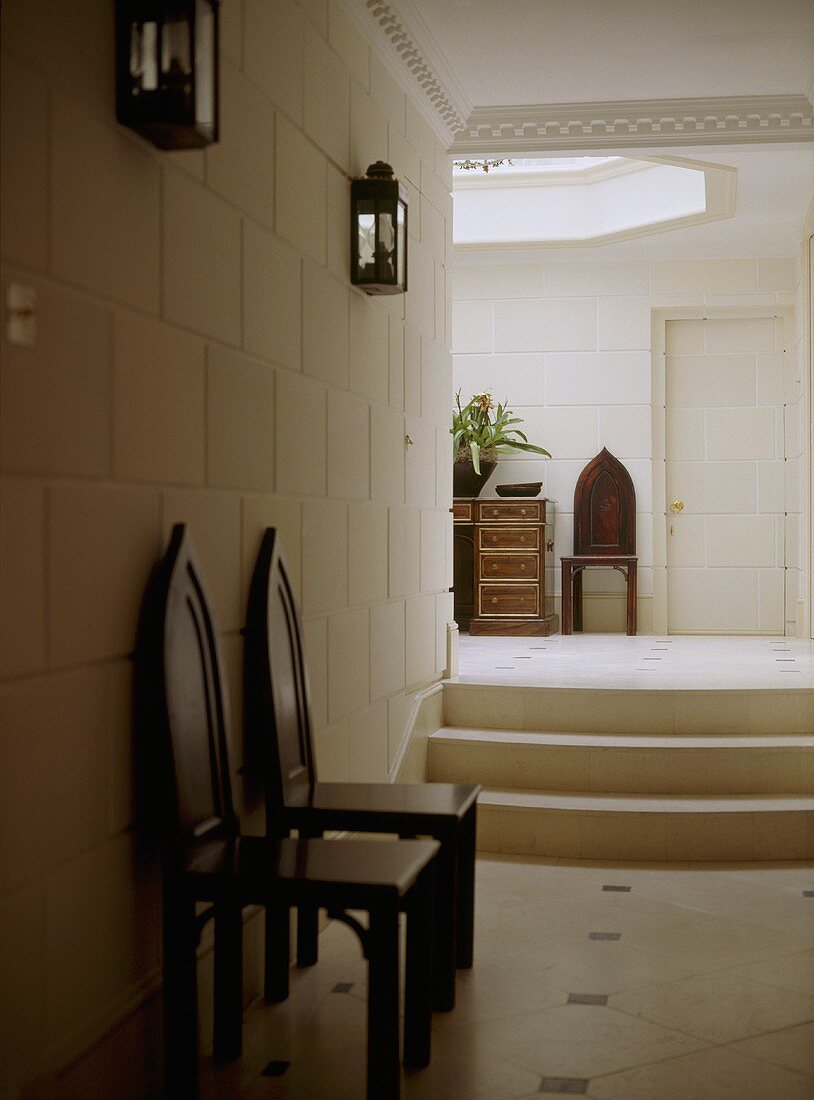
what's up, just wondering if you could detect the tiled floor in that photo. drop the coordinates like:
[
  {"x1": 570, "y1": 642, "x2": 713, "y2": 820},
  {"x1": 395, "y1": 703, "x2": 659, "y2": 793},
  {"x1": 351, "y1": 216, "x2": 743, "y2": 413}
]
[
  {"x1": 455, "y1": 633, "x2": 814, "y2": 691},
  {"x1": 205, "y1": 854, "x2": 814, "y2": 1099}
]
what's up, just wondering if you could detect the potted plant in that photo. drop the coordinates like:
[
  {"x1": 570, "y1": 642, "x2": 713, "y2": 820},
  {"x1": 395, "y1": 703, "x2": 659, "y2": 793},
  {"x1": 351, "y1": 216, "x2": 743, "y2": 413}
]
[{"x1": 451, "y1": 390, "x2": 551, "y2": 497}]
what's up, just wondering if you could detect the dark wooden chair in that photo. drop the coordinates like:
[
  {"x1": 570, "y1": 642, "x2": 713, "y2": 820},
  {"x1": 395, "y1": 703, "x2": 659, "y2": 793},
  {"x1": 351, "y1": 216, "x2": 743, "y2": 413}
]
[
  {"x1": 560, "y1": 448, "x2": 638, "y2": 635},
  {"x1": 243, "y1": 528, "x2": 480, "y2": 1014},
  {"x1": 136, "y1": 524, "x2": 439, "y2": 1099}
]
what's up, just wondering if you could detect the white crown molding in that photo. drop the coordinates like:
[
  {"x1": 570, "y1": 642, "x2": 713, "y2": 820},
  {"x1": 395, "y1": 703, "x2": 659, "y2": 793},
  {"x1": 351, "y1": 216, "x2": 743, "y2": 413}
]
[
  {"x1": 353, "y1": 0, "x2": 470, "y2": 141},
  {"x1": 452, "y1": 96, "x2": 814, "y2": 155}
]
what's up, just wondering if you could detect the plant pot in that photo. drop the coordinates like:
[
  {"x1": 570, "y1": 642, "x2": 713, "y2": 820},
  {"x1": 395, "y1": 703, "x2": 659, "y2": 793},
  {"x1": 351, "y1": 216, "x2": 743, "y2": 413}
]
[{"x1": 453, "y1": 459, "x2": 497, "y2": 498}]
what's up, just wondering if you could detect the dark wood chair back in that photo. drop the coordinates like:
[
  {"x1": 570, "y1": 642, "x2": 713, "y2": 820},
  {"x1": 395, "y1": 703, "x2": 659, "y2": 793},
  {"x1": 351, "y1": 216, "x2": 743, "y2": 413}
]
[
  {"x1": 573, "y1": 448, "x2": 636, "y2": 556},
  {"x1": 244, "y1": 529, "x2": 314, "y2": 831},
  {"x1": 136, "y1": 523, "x2": 237, "y2": 863}
]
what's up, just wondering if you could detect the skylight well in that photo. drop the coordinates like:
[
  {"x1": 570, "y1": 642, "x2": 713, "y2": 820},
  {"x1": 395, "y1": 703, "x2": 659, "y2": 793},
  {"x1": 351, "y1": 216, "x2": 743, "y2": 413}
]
[{"x1": 452, "y1": 154, "x2": 736, "y2": 249}]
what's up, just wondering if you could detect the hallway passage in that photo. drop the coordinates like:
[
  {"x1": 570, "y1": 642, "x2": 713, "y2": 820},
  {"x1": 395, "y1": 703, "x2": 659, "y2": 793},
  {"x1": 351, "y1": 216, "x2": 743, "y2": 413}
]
[{"x1": 202, "y1": 854, "x2": 814, "y2": 1099}]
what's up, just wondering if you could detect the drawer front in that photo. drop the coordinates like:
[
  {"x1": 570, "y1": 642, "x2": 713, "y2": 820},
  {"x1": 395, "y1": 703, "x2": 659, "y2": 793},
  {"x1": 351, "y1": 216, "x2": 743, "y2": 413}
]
[
  {"x1": 452, "y1": 501, "x2": 473, "y2": 522},
  {"x1": 478, "y1": 501, "x2": 543, "y2": 523},
  {"x1": 479, "y1": 553, "x2": 539, "y2": 581},
  {"x1": 479, "y1": 527, "x2": 539, "y2": 551},
  {"x1": 478, "y1": 583, "x2": 539, "y2": 617}
]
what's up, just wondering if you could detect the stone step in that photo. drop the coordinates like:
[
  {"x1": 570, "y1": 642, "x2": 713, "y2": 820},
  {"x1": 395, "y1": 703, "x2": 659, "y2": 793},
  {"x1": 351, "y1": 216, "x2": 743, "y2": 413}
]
[
  {"x1": 476, "y1": 788, "x2": 814, "y2": 861},
  {"x1": 442, "y1": 682, "x2": 814, "y2": 736},
  {"x1": 429, "y1": 727, "x2": 814, "y2": 795}
]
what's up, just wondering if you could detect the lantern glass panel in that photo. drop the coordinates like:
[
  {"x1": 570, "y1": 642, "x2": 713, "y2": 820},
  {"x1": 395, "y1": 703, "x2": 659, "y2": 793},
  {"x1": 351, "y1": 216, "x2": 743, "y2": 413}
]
[
  {"x1": 161, "y1": 16, "x2": 192, "y2": 77},
  {"x1": 195, "y1": 0, "x2": 215, "y2": 128},
  {"x1": 396, "y1": 202, "x2": 406, "y2": 288},
  {"x1": 130, "y1": 19, "x2": 159, "y2": 91},
  {"x1": 378, "y1": 210, "x2": 395, "y2": 281},
  {"x1": 357, "y1": 201, "x2": 376, "y2": 277}
]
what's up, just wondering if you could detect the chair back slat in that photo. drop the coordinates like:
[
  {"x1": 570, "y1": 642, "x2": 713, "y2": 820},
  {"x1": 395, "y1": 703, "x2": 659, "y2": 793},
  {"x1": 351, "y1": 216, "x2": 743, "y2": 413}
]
[
  {"x1": 137, "y1": 524, "x2": 236, "y2": 859},
  {"x1": 573, "y1": 448, "x2": 636, "y2": 555},
  {"x1": 245, "y1": 529, "x2": 315, "y2": 831}
]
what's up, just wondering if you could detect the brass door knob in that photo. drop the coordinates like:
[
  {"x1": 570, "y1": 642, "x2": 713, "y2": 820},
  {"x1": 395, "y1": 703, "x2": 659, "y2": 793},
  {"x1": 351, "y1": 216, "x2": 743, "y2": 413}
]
[
  {"x1": 669, "y1": 500, "x2": 685, "y2": 514},
  {"x1": 546, "y1": 539, "x2": 554, "y2": 551}
]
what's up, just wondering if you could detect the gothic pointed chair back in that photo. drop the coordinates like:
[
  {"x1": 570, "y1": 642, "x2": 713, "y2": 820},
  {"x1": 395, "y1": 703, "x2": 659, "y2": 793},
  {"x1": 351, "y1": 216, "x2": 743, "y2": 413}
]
[
  {"x1": 136, "y1": 523, "x2": 238, "y2": 865},
  {"x1": 573, "y1": 447, "x2": 636, "y2": 556},
  {"x1": 244, "y1": 528, "x2": 314, "y2": 833}
]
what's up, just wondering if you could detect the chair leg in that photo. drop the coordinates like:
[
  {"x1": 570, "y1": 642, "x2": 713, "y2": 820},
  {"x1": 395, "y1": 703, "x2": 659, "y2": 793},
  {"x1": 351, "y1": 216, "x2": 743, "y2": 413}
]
[
  {"x1": 264, "y1": 902, "x2": 290, "y2": 1003},
  {"x1": 573, "y1": 569, "x2": 584, "y2": 632},
  {"x1": 296, "y1": 905, "x2": 320, "y2": 968},
  {"x1": 627, "y1": 560, "x2": 638, "y2": 636},
  {"x1": 296, "y1": 828, "x2": 322, "y2": 968},
  {"x1": 455, "y1": 805, "x2": 477, "y2": 969},
  {"x1": 561, "y1": 561, "x2": 573, "y2": 634},
  {"x1": 213, "y1": 901, "x2": 243, "y2": 1062},
  {"x1": 367, "y1": 901, "x2": 401, "y2": 1100},
  {"x1": 433, "y1": 830, "x2": 458, "y2": 1012},
  {"x1": 163, "y1": 886, "x2": 199, "y2": 1100},
  {"x1": 403, "y1": 865, "x2": 433, "y2": 1069}
]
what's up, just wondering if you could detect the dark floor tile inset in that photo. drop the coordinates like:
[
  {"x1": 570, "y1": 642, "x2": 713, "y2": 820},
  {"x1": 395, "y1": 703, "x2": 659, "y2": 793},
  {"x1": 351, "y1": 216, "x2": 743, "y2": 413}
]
[
  {"x1": 540, "y1": 1077, "x2": 588, "y2": 1095},
  {"x1": 261, "y1": 1060, "x2": 291, "y2": 1077},
  {"x1": 589, "y1": 932, "x2": 621, "y2": 941},
  {"x1": 803, "y1": 890, "x2": 814, "y2": 898},
  {"x1": 332, "y1": 982, "x2": 354, "y2": 993},
  {"x1": 567, "y1": 993, "x2": 608, "y2": 1005},
  {"x1": 642, "y1": 657, "x2": 662, "y2": 661},
  {"x1": 602, "y1": 884, "x2": 631, "y2": 892},
  {"x1": 495, "y1": 666, "x2": 516, "y2": 670}
]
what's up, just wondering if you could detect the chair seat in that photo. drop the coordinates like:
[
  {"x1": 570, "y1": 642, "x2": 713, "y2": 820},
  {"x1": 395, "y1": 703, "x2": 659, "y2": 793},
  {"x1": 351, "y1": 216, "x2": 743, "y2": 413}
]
[
  {"x1": 186, "y1": 835, "x2": 440, "y2": 901},
  {"x1": 288, "y1": 782, "x2": 479, "y2": 831},
  {"x1": 561, "y1": 554, "x2": 637, "y2": 565}
]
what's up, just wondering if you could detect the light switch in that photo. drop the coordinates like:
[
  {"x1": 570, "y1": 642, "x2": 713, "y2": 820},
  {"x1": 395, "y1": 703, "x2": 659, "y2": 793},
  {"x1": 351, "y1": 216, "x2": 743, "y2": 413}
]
[{"x1": 6, "y1": 283, "x2": 37, "y2": 346}]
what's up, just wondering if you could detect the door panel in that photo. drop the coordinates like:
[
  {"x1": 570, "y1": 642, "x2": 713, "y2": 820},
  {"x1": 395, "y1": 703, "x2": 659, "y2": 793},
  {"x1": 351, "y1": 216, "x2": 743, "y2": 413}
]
[{"x1": 665, "y1": 317, "x2": 785, "y2": 634}]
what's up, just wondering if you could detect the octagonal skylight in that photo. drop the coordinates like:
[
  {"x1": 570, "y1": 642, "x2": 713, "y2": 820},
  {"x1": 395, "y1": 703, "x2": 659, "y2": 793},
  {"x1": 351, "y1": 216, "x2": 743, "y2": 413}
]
[{"x1": 452, "y1": 155, "x2": 736, "y2": 249}]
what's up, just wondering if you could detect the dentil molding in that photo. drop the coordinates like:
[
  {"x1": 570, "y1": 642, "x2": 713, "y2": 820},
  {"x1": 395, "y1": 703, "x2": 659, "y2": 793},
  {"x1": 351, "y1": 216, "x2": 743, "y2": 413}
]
[
  {"x1": 453, "y1": 96, "x2": 814, "y2": 155},
  {"x1": 353, "y1": 0, "x2": 813, "y2": 154}
]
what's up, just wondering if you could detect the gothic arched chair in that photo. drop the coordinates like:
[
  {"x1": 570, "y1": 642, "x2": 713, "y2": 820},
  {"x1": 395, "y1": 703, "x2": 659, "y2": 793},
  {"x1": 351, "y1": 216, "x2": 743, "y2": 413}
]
[
  {"x1": 135, "y1": 524, "x2": 438, "y2": 1099},
  {"x1": 560, "y1": 448, "x2": 638, "y2": 635},
  {"x1": 243, "y1": 528, "x2": 480, "y2": 1014}
]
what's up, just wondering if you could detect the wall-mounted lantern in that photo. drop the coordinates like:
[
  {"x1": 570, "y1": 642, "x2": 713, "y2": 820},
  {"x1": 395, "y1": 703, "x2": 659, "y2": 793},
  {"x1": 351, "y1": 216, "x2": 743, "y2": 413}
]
[
  {"x1": 115, "y1": 1, "x2": 219, "y2": 150},
  {"x1": 350, "y1": 162, "x2": 408, "y2": 295}
]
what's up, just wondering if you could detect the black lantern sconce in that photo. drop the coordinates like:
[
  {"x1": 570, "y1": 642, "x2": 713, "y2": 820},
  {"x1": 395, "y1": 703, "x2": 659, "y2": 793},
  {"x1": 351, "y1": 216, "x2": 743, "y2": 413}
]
[
  {"x1": 350, "y1": 162, "x2": 408, "y2": 295},
  {"x1": 115, "y1": 1, "x2": 219, "y2": 150}
]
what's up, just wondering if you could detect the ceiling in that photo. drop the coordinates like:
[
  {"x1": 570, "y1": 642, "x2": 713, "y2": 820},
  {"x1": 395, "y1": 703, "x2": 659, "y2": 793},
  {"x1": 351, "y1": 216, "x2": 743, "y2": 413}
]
[
  {"x1": 352, "y1": 0, "x2": 814, "y2": 258},
  {"x1": 407, "y1": 0, "x2": 814, "y2": 110}
]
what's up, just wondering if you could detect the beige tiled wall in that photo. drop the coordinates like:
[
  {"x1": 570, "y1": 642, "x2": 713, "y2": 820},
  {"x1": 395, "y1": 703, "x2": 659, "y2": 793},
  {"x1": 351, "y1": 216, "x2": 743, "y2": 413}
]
[
  {"x1": 0, "y1": 0, "x2": 452, "y2": 1091},
  {"x1": 452, "y1": 257, "x2": 801, "y2": 633}
]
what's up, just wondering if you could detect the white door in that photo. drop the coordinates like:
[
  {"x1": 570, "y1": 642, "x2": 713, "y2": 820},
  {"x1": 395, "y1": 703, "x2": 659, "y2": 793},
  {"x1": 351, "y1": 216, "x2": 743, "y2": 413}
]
[{"x1": 665, "y1": 316, "x2": 785, "y2": 633}]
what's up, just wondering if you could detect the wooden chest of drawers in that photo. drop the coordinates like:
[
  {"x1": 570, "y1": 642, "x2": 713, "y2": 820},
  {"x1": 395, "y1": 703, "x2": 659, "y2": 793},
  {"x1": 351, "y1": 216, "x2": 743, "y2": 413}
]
[{"x1": 452, "y1": 497, "x2": 559, "y2": 637}]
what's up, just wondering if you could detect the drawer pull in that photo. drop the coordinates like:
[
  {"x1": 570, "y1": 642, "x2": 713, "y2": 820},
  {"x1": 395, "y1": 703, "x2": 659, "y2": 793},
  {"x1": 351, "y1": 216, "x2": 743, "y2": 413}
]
[
  {"x1": 520, "y1": 535, "x2": 526, "y2": 543},
  {"x1": 520, "y1": 563, "x2": 525, "y2": 570},
  {"x1": 521, "y1": 508, "x2": 527, "y2": 515},
  {"x1": 492, "y1": 597, "x2": 498, "y2": 604},
  {"x1": 492, "y1": 563, "x2": 498, "y2": 570},
  {"x1": 492, "y1": 535, "x2": 498, "y2": 543}
]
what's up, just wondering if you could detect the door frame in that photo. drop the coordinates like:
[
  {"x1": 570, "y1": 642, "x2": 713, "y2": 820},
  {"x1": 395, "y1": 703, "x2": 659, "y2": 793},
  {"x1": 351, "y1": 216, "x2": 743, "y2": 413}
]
[{"x1": 650, "y1": 303, "x2": 798, "y2": 635}]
